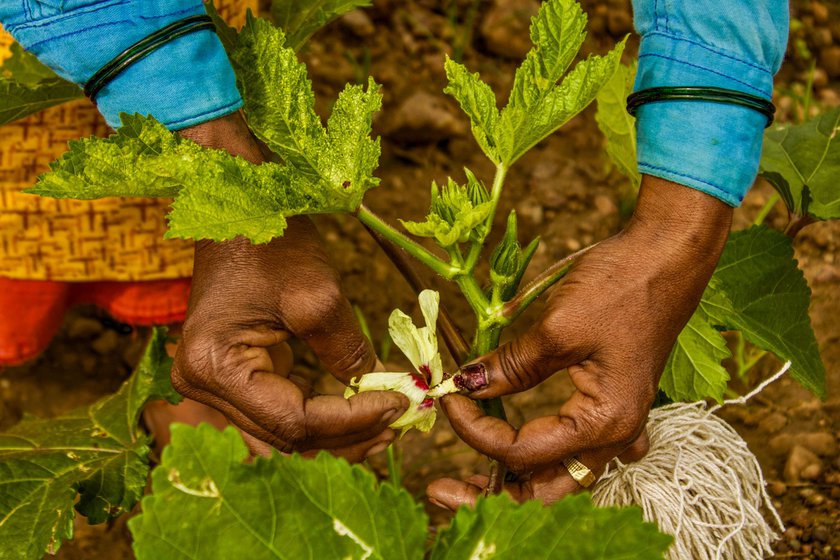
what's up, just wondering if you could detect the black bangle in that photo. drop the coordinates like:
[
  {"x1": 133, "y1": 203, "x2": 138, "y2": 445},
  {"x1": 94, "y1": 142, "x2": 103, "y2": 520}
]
[
  {"x1": 626, "y1": 86, "x2": 776, "y2": 127},
  {"x1": 84, "y1": 15, "x2": 217, "y2": 101}
]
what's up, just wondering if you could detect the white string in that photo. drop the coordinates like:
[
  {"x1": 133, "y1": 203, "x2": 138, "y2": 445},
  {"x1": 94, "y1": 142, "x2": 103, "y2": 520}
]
[{"x1": 592, "y1": 361, "x2": 791, "y2": 560}]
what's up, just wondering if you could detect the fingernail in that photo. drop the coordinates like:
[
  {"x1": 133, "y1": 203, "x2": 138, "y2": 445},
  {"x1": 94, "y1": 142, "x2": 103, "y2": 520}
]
[
  {"x1": 454, "y1": 363, "x2": 488, "y2": 393},
  {"x1": 365, "y1": 441, "x2": 390, "y2": 458},
  {"x1": 383, "y1": 408, "x2": 405, "y2": 424},
  {"x1": 428, "y1": 497, "x2": 447, "y2": 509}
]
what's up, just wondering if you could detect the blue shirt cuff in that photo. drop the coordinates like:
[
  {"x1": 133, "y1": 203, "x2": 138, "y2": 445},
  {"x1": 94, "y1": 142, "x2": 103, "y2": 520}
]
[
  {"x1": 1, "y1": 2, "x2": 242, "y2": 131},
  {"x1": 97, "y1": 29, "x2": 243, "y2": 130},
  {"x1": 634, "y1": 33, "x2": 774, "y2": 207}
]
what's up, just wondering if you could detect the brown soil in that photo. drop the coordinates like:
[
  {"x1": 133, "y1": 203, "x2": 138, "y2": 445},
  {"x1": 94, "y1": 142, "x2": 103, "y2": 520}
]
[{"x1": 1, "y1": 1, "x2": 838, "y2": 558}]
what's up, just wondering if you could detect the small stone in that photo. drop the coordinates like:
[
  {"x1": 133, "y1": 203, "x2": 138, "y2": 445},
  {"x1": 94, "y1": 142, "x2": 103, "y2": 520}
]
[
  {"x1": 66, "y1": 317, "x2": 103, "y2": 340},
  {"x1": 593, "y1": 194, "x2": 618, "y2": 217},
  {"x1": 433, "y1": 431, "x2": 456, "y2": 447},
  {"x1": 820, "y1": 45, "x2": 840, "y2": 78},
  {"x1": 785, "y1": 445, "x2": 822, "y2": 482},
  {"x1": 768, "y1": 480, "x2": 787, "y2": 497},
  {"x1": 759, "y1": 412, "x2": 787, "y2": 434},
  {"x1": 770, "y1": 433, "x2": 796, "y2": 455},
  {"x1": 565, "y1": 238, "x2": 582, "y2": 251},
  {"x1": 516, "y1": 196, "x2": 544, "y2": 225},
  {"x1": 91, "y1": 330, "x2": 120, "y2": 355},
  {"x1": 384, "y1": 92, "x2": 465, "y2": 143},
  {"x1": 812, "y1": 28, "x2": 833, "y2": 49},
  {"x1": 804, "y1": 491, "x2": 826, "y2": 506},
  {"x1": 480, "y1": 0, "x2": 540, "y2": 59},
  {"x1": 812, "y1": 2, "x2": 830, "y2": 24},
  {"x1": 800, "y1": 432, "x2": 837, "y2": 456},
  {"x1": 789, "y1": 538, "x2": 802, "y2": 552},
  {"x1": 606, "y1": 10, "x2": 633, "y2": 37},
  {"x1": 340, "y1": 10, "x2": 375, "y2": 37},
  {"x1": 813, "y1": 525, "x2": 830, "y2": 543},
  {"x1": 800, "y1": 463, "x2": 823, "y2": 481},
  {"x1": 784, "y1": 526, "x2": 802, "y2": 540}
]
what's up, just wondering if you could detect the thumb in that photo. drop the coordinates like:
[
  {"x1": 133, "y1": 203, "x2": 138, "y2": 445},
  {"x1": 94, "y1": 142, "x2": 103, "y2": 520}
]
[
  {"x1": 292, "y1": 293, "x2": 377, "y2": 383},
  {"x1": 458, "y1": 323, "x2": 579, "y2": 399}
]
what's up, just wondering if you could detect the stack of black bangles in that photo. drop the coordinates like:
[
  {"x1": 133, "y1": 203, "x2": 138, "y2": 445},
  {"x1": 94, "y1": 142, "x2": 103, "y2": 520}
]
[{"x1": 626, "y1": 86, "x2": 776, "y2": 127}]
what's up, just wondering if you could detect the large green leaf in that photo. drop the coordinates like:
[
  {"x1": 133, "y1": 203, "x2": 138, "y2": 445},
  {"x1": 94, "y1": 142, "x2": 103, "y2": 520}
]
[
  {"x1": 443, "y1": 59, "x2": 501, "y2": 162},
  {"x1": 232, "y1": 16, "x2": 382, "y2": 194},
  {"x1": 270, "y1": 0, "x2": 371, "y2": 51},
  {"x1": 444, "y1": 0, "x2": 624, "y2": 167},
  {"x1": 129, "y1": 424, "x2": 428, "y2": 560},
  {"x1": 0, "y1": 43, "x2": 83, "y2": 126},
  {"x1": 29, "y1": 112, "x2": 376, "y2": 243},
  {"x1": 661, "y1": 226, "x2": 825, "y2": 402},
  {"x1": 660, "y1": 282, "x2": 732, "y2": 402},
  {"x1": 760, "y1": 107, "x2": 840, "y2": 220},
  {"x1": 709, "y1": 226, "x2": 825, "y2": 397},
  {"x1": 430, "y1": 493, "x2": 671, "y2": 559},
  {"x1": 2, "y1": 42, "x2": 60, "y2": 84},
  {"x1": 0, "y1": 329, "x2": 180, "y2": 560},
  {"x1": 595, "y1": 61, "x2": 639, "y2": 190}
]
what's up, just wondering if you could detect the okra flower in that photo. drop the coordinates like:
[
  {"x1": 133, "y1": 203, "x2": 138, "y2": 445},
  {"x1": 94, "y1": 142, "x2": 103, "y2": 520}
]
[{"x1": 344, "y1": 290, "x2": 459, "y2": 434}]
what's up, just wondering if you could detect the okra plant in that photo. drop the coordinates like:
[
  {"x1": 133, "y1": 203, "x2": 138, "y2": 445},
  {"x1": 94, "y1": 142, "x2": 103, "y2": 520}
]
[{"x1": 0, "y1": 0, "x2": 834, "y2": 558}]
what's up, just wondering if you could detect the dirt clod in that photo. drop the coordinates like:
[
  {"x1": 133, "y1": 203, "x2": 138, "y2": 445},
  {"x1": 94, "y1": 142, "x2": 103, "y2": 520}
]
[{"x1": 785, "y1": 445, "x2": 823, "y2": 482}]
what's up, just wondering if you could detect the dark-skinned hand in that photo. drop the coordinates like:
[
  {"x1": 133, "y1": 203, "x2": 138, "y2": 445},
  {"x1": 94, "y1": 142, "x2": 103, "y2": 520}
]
[
  {"x1": 428, "y1": 175, "x2": 733, "y2": 508},
  {"x1": 171, "y1": 113, "x2": 408, "y2": 463}
]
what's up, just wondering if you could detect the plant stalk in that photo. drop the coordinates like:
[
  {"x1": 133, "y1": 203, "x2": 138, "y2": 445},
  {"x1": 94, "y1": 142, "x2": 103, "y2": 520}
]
[
  {"x1": 363, "y1": 224, "x2": 471, "y2": 364},
  {"x1": 753, "y1": 192, "x2": 781, "y2": 226},
  {"x1": 357, "y1": 204, "x2": 459, "y2": 279},
  {"x1": 501, "y1": 244, "x2": 596, "y2": 322}
]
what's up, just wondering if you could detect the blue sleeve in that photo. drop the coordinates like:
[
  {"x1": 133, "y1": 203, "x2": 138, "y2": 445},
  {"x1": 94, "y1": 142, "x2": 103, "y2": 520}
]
[
  {"x1": 0, "y1": 1, "x2": 242, "y2": 131},
  {"x1": 631, "y1": 0, "x2": 789, "y2": 206}
]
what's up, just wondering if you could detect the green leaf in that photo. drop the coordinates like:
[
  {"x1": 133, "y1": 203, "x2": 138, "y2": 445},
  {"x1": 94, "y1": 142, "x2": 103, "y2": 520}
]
[
  {"x1": 130, "y1": 425, "x2": 428, "y2": 560},
  {"x1": 430, "y1": 493, "x2": 671, "y2": 559},
  {"x1": 232, "y1": 16, "x2": 382, "y2": 194},
  {"x1": 498, "y1": 36, "x2": 626, "y2": 166},
  {"x1": 270, "y1": 0, "x2": 372, "y2": 52},
  {"x1": 30, "y1": 113, "x2": 373, "y2": 243},
  {"x1": 709, "y1": 226, "x2": 825, "y2": 398},
  {"x1": 662, "y1": 226, "x2": 825, "y2": 402},
  {"x1": 760, "y1": 107, "x2": 840, "y2": 220},
  {"x1": 507, "y1": 0, "x2": 588, "y2": 111},
  {"x1": 0, "y1": 329, "x2": 179, "y2": 560},
  {"x1": 29, "y1": 113, "x2": 196, "y2": 200},
  {"x1": 401, "y1": 171, "x2": 492, "y2": 248},
  {"x1": 660, "y1": 281, "x2": 732, "y2": 402},
  {"x1": 595, "y1": 60, "x2": 640, "y2": 190},
  {"x1": 445, "y1": 0, "x2": 623, "y2": 167},
  {"x1": 443, "y1": 58, "x2": 502, "y2": 162},
  {"x1": 1, "y1": 42, "x2": 60, "y2": 84},
  {"x1": 0, "y1": 42, "x2": 83, "y2": 126},
  {"x1": 203, "y1": 0, "x2": 241, "y2": 54},
  {"x1": 0, "y1": 78, "x2": 84, "y2": 126}
]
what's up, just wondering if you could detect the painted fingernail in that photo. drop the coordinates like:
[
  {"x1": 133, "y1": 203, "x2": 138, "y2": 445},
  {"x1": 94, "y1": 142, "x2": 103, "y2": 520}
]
[
  {"x1": 365, "y1": 441, "x2": 390, "y2": 458},
  {"x1": 454, "y1": 363, "x2": 488, "y2": 393}
]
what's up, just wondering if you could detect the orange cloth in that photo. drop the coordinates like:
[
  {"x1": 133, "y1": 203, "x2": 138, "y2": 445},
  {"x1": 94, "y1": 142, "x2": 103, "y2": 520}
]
[
  {"x1": 0, "y1": 0, "x2": 258, "y2": 364},
  {"x1": 0, "y1": 277, "x2": 191, "y2": 366}
]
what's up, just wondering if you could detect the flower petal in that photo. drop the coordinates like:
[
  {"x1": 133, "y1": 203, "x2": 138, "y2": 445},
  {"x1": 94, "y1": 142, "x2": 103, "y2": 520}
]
[
  {"x1": 347, "y1": 371, "x2": 428, "y2": 405},
  {"x1": 390, "y1": 402, "x2": 437, "y2": 434},
  {"x1": 388, "y1": 309, "x2": 424, "y2": 371}
]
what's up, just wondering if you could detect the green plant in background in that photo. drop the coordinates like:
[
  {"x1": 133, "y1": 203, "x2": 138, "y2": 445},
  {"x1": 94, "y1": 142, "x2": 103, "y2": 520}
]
[{"x1": 0, "y1": 0, "x2": 834, "y2": 557}]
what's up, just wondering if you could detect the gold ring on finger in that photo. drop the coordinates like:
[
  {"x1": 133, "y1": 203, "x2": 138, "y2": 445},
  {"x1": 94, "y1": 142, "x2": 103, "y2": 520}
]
[{"x1": 562, "y1": 456, "x2": 597, "y2": 488}]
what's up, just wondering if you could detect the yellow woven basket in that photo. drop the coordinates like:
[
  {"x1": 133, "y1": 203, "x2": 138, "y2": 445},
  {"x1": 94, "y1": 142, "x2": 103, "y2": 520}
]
[{"x1": 0, "y1": 1, "x2": 258, "y2": 282}]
